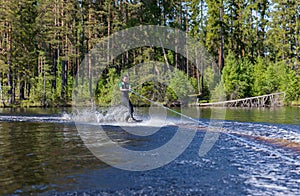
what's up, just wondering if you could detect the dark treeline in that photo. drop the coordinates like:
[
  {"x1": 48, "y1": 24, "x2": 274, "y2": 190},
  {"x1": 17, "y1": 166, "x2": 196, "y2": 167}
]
[{"x1": 0, "y1": 0, "x2": 299, "y2": 107}]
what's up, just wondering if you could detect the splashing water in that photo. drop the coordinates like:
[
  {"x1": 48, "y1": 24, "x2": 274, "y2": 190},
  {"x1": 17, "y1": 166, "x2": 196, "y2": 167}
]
[{"x1": 71, "y1": 106, "x2": 131, "y2": 123}]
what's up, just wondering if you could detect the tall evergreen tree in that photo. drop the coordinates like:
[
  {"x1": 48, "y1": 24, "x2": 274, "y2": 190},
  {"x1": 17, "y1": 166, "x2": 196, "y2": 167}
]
[
  {"x1": 266, "y1": 0, "x2": 298, "y2": 64},
  {"x1": 206, "y1": 0, "x2": 225, "y2": 70}
]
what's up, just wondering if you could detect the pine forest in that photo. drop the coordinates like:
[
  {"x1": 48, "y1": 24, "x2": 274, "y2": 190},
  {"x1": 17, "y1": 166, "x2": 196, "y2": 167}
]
[{"x1": 0, "y1": 0, "x2": 299, "y2": 107}]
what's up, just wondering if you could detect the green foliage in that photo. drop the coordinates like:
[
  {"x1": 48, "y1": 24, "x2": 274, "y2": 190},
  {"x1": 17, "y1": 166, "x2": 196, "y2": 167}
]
[
  {"x1": 165, "y1": 86, "x2": 177, "y2": 104},
  {"x1": 204, "y1": 66, "x2": 218, "y2": 91},
  {"x1": 220, "y1": 54, "x2": 300, "y2": 103},
  {"x1": 222, "y1": 51, "x2": 254, "y2": 99},
  {"x1": 252, "y1": 60, "x2": 298, "y2": 102},
  {"x1": 125, "y1": 69, "x2": 199, "y2": 106},
  {"x1": 136, "y1": 83, "x2": 157, "y2": 106},
  {"x1": 95, "y1": 68, "x2": 119, "y2": 106},
  {"x1": 275, "y1": 61, "x2": 299, "y2": 102},
  {"x1": 205, "y1": 0, "x2": 223, "y2": 57},
  {"x1": 252, "y1": 57, "x2": 269, "y2": 96},
  {"x1": 130, "y1": 81, "x2": 167, "y2": 106},
  {"x1": 266, "y1": 0, "x2": 298, "y2": 62},
  {"x1": 0, "y1": 0, "x2": 299, "y2": 107},
  {"x1": 211, "y1": 80, "x2": 226, "y2": 102},
  {"x1": 0, "y1": 75, "x2": 9, "y2": 107},
  {"x1": 29, "y1": 70, "x2": 51, "y2": 106},
  {"x1": 168, "y1": 69, "x2": 196, "y2": 103}
]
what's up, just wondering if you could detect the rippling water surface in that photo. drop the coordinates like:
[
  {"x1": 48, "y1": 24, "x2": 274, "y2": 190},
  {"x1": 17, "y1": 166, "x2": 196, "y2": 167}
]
[{"x1": 0, "y1": 107, "x2": 300, "y2": 195}]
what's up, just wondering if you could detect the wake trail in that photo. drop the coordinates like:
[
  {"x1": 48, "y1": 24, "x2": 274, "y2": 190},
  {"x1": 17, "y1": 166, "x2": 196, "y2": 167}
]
[
  {"x1": 1, "y1": 107, "x2": 300, "y2": 165},
  {"x1": 183, "y1": 121, "x2": 300, "y2": 165}
]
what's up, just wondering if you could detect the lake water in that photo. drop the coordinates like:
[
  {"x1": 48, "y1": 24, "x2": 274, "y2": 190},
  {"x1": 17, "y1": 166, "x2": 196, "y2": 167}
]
[{"x1": 0, "y1": 107, "x2": 300, "y2": 195}]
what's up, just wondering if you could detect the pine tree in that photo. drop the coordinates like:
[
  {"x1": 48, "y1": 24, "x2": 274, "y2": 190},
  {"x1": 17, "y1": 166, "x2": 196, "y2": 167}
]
[
  {"x1": 252, "y1": 57, "x2": 268, "y2": 96},
  {"x1": 266, "y1": 0, "x2": 298, "y2": 63},
  {"x1": 206, "y1": 0, "x2": 225, "y2": 70},
  {"x1": 222, "y1": 51, "x2": 254, "y2": 99}
]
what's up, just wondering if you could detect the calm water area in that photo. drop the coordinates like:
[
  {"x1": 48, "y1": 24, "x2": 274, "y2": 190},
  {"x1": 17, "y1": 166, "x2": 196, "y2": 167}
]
[{"x1": 0, "y1": 106, "x2": 300, "y2": 195}]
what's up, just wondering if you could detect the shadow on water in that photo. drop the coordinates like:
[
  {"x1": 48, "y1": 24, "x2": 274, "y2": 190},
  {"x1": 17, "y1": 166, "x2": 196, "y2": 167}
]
[{"x1": 0, "y1": 121, "x2": 105, "y2": 195}]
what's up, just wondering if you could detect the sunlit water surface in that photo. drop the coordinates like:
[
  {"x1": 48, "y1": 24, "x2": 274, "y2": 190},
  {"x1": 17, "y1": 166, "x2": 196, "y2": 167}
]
[{"x1": 0, "y1": 107, "x2": 300, "y2": 195}]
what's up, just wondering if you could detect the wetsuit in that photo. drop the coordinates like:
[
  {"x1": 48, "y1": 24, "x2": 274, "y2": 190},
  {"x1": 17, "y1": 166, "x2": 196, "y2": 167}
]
[{"x1": 119, "y1": 81, "x2": 134, "y2": 119}]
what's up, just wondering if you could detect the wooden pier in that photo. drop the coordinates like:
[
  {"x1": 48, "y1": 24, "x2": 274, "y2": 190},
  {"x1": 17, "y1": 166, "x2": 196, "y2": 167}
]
[{"x1": 199, "y1": 92, "x2": 286, "y2": 107}]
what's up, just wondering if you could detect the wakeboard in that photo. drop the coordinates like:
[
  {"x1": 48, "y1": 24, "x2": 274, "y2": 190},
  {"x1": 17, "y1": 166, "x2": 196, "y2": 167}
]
[{"x1": 128, "y1": 119, "x2": 143, "y2": 123}]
